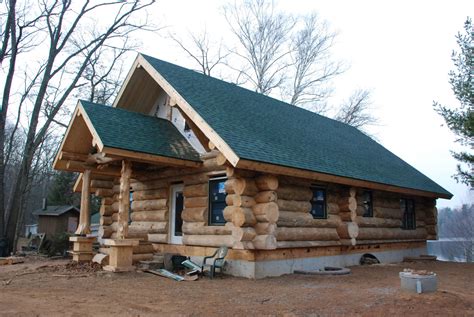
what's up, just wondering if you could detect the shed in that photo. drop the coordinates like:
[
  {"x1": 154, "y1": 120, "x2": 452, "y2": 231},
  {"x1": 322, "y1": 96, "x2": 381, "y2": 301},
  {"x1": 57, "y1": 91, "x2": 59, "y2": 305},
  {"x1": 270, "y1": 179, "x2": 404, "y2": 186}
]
[{"x1": 33, "y1": 205, "x2": 80, "y2": 237}]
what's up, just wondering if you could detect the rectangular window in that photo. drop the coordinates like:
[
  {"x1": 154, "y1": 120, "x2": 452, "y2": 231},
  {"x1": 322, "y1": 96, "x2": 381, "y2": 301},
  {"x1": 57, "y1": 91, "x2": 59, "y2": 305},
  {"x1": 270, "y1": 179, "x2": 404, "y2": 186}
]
[
  {"x1": 208, "y1": 177, "x2": 227, "y2": 225},
  {"x1": 310, "y1": 187, "x2": 327, "y2": 219},
  {"x1": 362, "y1": 191, "x2": 373, "y2": 217},
  {"x1": 401, "y1": 199, "x2": 416, "y2": 230}
]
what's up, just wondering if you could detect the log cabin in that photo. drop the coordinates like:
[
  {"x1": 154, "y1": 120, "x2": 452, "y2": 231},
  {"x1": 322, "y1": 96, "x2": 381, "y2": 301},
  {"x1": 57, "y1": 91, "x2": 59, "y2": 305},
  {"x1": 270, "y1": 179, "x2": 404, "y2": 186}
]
[{"x1": 53, "y1": 53, "x2": 452, "y2": 278}]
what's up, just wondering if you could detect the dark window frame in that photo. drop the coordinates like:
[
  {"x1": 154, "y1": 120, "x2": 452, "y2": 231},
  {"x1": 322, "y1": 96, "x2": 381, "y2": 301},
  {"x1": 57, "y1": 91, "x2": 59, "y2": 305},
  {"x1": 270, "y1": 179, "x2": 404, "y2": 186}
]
[
  {"x1": 401, "y1": 198, "x2": 416, "y2": 230},
  {"x1": 310, "y1": 187, "x2": 327, "y2": 219},
  {"x1": 362, "y1": 190, "x2": 373, "y2": 217},
  {"x1": 208, "y1": 176, "x2": 227, "y2": 226}
]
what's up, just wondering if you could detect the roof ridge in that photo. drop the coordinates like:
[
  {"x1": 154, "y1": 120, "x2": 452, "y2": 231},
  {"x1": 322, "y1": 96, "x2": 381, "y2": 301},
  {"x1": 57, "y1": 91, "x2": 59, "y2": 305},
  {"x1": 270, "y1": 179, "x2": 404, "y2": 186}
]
[{"x1": 139, "y1": 53, "x2": 357, "y2": 127}]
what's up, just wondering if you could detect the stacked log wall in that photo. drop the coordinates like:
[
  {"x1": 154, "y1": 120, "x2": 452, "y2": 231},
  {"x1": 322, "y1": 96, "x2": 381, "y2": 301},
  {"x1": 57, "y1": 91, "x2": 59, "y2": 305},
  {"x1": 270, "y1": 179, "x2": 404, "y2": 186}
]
[
  {"x1": 181, "y1": 151, "x2": 232, "y2": 247},
  {"x1": 275, "y1": 179, "x2": 342, "y2": 248}
]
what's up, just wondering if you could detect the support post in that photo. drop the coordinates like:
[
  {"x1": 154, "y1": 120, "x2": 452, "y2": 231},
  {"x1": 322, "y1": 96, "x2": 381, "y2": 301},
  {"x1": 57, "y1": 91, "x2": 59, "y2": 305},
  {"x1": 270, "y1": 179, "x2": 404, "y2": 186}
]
[
  {"x1": 75, "y1": 169, "x2": 92, "y2": 235},
  {"x1": 117, "y1": 160, "x2": 132, "y2": 239},
  {"x1": 70, "y1": 169, "x2": 95, "y2": 262},
  {"x1": 103, "y1": 160, "x2": 138, "y2": 272}
]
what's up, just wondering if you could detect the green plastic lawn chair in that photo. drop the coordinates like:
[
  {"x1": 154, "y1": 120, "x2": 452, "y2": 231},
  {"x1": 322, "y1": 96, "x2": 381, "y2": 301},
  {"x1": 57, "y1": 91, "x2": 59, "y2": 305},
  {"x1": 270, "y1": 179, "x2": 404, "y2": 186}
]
[{"x1": 202, "y1": 246, "x2": 228, "y2": 279}]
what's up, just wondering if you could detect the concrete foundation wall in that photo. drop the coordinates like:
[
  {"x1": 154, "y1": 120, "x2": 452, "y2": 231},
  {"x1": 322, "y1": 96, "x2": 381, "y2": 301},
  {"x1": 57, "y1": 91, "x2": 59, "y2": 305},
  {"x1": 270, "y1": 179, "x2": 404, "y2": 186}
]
[{"x1": 192, "y1": 246, "x2": 427, "y2": 279}]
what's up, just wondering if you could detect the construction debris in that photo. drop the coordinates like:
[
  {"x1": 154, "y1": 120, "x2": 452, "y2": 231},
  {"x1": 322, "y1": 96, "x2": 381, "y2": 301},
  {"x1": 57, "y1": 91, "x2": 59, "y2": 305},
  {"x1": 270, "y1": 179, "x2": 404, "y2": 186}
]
[{"x1": 0, "y1": 256, "x2": 25, "y2": 265}]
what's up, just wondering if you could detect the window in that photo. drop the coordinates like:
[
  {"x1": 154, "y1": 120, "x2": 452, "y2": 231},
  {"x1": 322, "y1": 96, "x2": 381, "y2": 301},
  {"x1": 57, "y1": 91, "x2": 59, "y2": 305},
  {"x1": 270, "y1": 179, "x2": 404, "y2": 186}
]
[
  {"x1": 362, "y1": 191, "x2": 373, "y2": 217},
  {"x1": 208, "y1": 177, "x2": 227, "y2": 225},
  {"x1": 401, "y1": 199, "x2": 416, "y2": 230},
  {"x1": 310, "y1": 187, "x2": 326, "y2": 219}
]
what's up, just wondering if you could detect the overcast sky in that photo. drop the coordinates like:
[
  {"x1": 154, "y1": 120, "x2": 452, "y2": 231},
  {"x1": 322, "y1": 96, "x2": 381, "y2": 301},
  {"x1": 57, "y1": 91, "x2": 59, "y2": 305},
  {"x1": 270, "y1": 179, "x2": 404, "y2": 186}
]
[{"x1": 138, "y1": 0, "x2": 473, "y2": 208}]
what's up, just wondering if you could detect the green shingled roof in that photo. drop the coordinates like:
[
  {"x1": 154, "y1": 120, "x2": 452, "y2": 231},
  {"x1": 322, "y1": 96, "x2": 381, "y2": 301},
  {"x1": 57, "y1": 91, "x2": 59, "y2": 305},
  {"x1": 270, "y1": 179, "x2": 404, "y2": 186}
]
[
  {"x1": 80, "y1": 100, "x2": 200, "y2": 162},
  {"x1": 141, "y1": 54, "x2": 451, "y2": 197}
]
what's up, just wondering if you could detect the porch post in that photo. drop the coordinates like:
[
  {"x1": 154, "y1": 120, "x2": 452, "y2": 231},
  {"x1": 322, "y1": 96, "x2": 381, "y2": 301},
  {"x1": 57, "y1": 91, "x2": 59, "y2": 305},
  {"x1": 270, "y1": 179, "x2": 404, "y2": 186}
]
[
  {"x1": 117, "y1": 160, "x2": 132, "y2": 239},
  {"x1": 103, "y1": 160, "x2": 138, "y2": 272},
  {"x1": 70, "y1": 168, "x2": 95, "y2": 262},
  {"x1": 75, "y1": 168, "x2": 92, "y2": 235}
]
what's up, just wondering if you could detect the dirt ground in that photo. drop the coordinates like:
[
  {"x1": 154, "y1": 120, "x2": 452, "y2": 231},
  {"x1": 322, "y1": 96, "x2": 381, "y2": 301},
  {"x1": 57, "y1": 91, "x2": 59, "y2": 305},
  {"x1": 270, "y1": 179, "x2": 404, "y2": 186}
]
[{"x1": 0, "y1": 256, "x2": 473, "y2": 316}]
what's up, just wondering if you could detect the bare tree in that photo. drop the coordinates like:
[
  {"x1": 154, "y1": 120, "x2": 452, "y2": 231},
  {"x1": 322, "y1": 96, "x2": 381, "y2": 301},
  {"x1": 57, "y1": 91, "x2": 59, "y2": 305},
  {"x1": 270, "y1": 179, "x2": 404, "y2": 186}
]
[
  {"x1": 438, "y1": 205, "x2": 474, "y2": 262},
  {"x1": 334, "y1": 89, "x2": 377, "y2": 130},
  {"x1": 1, "y1": 0, "x2": 156, "y2": 253},
  {"x1": 288, "y1": 13, "x2": 344, "y2": 111},
  {"x1": 223, "y1": 0, "x2": 294, "y2": 95},
  {"x1": 169, "y1": 29, "x2": 229, "y2": 76}
]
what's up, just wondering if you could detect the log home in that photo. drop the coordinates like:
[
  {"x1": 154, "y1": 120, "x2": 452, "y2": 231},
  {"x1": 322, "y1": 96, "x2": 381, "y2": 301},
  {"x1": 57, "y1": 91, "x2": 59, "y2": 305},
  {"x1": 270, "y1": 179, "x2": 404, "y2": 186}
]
[{"x1": 53, "y1": 53, "x2": 452, "y2": 277}]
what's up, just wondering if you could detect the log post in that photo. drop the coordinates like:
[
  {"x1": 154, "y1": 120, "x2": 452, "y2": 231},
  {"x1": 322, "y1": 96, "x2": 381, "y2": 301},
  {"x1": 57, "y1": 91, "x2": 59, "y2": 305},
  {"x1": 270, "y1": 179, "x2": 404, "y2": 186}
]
[
  {"x1": 117, "y1": 160, "x2": 132, "y2": 240},
  {"x1": 75, "y1": 169, "x2": 92, "y2": 235}
]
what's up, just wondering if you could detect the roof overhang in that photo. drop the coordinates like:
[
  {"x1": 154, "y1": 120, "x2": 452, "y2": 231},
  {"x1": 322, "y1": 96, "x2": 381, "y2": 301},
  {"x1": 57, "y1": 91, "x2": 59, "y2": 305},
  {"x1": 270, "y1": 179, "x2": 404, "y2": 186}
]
[
  {"x1": 237, "y1": 159, "x2": 453, "y2": 199},
  {"x1": 53, "y1": 101, "x2": 202, "y2": 178}
]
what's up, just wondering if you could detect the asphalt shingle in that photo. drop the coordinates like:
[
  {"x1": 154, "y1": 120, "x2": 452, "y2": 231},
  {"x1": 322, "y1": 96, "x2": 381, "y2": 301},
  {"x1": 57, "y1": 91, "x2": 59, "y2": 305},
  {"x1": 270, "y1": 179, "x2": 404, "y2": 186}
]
[
  {"x1": 80, "y1": 100, "x2": 200, "y2": 162},
  {"x1": 142, "y1": 54, "x2": 451, "y2": 197}
]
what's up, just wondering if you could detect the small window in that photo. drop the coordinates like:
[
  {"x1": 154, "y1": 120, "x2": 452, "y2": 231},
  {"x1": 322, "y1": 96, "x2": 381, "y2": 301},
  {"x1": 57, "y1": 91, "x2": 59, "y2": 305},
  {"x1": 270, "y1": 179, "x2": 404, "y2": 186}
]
[
  {"x1": 401, "y1": 199, "x2": 416, "y2": 230},
  {"x1": 362, "y1": 191, "x2": 373, "y2": 217},
  {"x1": 310, "y1": 187, "x2": 327, "y2": 219},
  {"x1": 208, "y1": 177, "x2": 227, "y2": 225}
]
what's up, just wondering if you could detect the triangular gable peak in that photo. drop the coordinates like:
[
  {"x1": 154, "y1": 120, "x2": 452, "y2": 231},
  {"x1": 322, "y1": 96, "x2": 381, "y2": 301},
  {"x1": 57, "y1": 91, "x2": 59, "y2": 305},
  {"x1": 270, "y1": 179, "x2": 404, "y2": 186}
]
[
  {"x1": 112, "y1": 54, "x2": 451, "y2": 199},
  {"x1": 53, "y1": 100, "x2": 202, "y2": 181},
  {"x1": 113, "y1": 54, "x2": 240, "y2": 166}
]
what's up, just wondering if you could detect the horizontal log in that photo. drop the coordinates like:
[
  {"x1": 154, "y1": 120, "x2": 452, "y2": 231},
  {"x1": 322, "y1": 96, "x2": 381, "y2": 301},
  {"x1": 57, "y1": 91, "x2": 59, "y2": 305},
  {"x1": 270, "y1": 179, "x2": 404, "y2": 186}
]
[
  {"x1": 327, "y1": 202, "x2": 340, "y2": 215},
  {"x1": 132, "y1": 253, "x2": 153, "y2": 264},
  {"x1": 225, "y1": 194, "x2": 255, "y2": 208},
  {"x1": 131, "y1": 179, "x2": 168, "y2": 191},
  {"x1": 255, "y1": 175, "x2": 278, "y2": 191},
  {"x1": 131, "y1": 199, "x2": 167, "y2": 211},
  {"x1": 98, "y1": 226, "x2": 114, "y2": 239},
  {"x1": 277, "y1": 211, "x2": 341, "y2": 228},
  {"x1": 182, "y1": 207, "x2": 207, "y2": 222},
  {"x1": 234, "y1": 178, "x2": 258, "y2": 196},
  {"x1": 184, "y1": 196, "x2": 208, "y2": 208},
  {"x1": 216, "y1": 152, "x2": 227, "y2": 165},
  {"x1": 254, "y1": 222, "x2": 276, "y2": 235},
  {"x1": 182, "y1": 235, "x2": 234, "y2": 247},
  {"x1": 232, "y1": 226, "x2": 257, "y2": 241},
  {"x1": 95, "y1": 188, "x2": 114, "y2": 197},
  {"x1": 232, "y1": 207, "x2": 257, "y2": 227},
  {"x1": 355, "y1": 216, "x2": 402, "y2": 228},
  {"x1": 233, "y1": 241, "x2": 255, "y2": 250},
  {"x1": 357, "y1": 227, "x2": 427, "y2": 240},
  {"x1": 133, "y1": 243, "x2": 154, "y2": 254},
  {"x1": 373, "y1": 207, "x2": 403, "y2": 219},
  {"x1": 277, "y1": 199, "x2": 311, "y2": 213},
  {"x1": 254, "y1": 191, "x2": 277, "y2": 203},
  {"x1": 110, "y1": 232, "x2": 148, "y2": 240},
  {"x1": 336, "y1": 222, "x2": 359, "y2": 239},
  {"x1": 102, "y1": 197, "x2": 115, "y2": 205},
  {"x1": 184, "y1": 183, "x2": 208, "y2": 197},
  {"x1": 148, "y1": 233, "x2": 168, "y2": 243},
  {"x1": 252, "y1": 202, "x2": 279, "y2": 223},
  {"x1": 276, "y1": 240, "x2": 341, "y2": 248},
  {"x1": 339, "y1": 196, "x2": 357, "y2": 213},
  {"x1": 276, "y1": 185, "x2": 312, "y2": 201},
  {"x1": 132, "y1": 188, "x2": 168, "y2": 201},
  {"x1": 100, "y1": 204, "x2": 114, "y2": 216},
  {"x1": 91, "y1": 180, "x2": 114, "y2": 189},
  {"x1": 129, "y1": 221, "x2": 167, "y2": 234},
  {"x1": 182, "y1": 222, "x2": 231, "y2": 235},
  {"x1": 252, "y1": 235, "x2": 277, "y2": 250},
  {"x1": 100, "y1": 216, "x2": 112, "y2": 226},
  {"x1": 276, "y1": 227, "x2": 339, "y2": 241},
  {"x1": 225, "y1": 167, "x2": 255, "y2": 178},
  {"x1": 131, "y1": 209, "x2": 168, "y2": 222}
]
